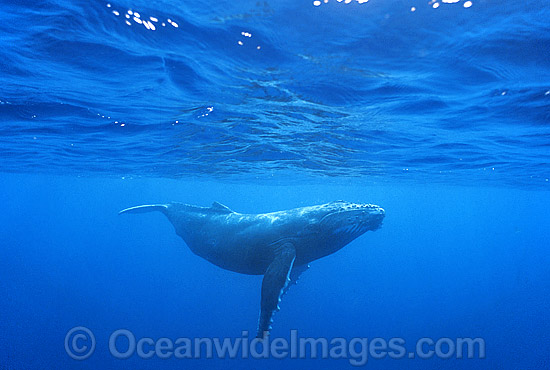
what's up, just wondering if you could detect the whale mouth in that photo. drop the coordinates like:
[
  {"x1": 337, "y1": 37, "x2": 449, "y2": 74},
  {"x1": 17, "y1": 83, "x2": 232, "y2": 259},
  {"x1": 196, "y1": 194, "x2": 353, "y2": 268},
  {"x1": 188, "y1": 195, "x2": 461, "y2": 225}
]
[{"x1": 333, "y1": 222, "x2": 371, "y2": 236}]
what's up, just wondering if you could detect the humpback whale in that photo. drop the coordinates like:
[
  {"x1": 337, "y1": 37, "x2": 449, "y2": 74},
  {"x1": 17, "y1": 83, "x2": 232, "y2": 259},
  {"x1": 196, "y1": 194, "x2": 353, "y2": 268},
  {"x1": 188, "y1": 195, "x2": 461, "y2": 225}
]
[{"x1": 119, "y1": 201, "x2": 385, "y2": 337}]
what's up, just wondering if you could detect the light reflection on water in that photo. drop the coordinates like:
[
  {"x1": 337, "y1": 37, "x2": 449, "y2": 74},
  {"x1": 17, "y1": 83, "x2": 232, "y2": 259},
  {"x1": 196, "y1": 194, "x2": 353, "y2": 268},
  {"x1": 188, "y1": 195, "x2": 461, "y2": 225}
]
[
  {"x1": 106, "y1": 3, "x2": 179, "y2": 31},
  {"x1": 313, "y1": 0, "x2": 474, "y2": 9}
]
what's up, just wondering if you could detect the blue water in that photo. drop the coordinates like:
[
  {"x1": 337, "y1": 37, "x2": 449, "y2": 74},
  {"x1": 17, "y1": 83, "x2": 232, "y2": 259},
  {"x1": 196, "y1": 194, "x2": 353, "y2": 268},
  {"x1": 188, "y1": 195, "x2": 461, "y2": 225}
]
[{"x1": 1, "y1": 0, "x2": 549, "y2": 368}]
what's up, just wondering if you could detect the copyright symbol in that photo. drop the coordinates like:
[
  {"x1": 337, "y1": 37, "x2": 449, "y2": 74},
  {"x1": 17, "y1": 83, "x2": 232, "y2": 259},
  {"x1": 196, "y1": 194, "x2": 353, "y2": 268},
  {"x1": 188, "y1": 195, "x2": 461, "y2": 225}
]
[{"x1": 65, "y1": 326, "x2": 96, "y2": 360}]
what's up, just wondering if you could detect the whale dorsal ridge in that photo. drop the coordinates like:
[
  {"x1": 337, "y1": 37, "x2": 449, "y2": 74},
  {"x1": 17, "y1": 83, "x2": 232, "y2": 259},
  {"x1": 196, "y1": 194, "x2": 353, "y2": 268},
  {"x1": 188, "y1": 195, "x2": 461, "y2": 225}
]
[{"x1": 211, "y1": 202, "x2": 234, "y2": 213}]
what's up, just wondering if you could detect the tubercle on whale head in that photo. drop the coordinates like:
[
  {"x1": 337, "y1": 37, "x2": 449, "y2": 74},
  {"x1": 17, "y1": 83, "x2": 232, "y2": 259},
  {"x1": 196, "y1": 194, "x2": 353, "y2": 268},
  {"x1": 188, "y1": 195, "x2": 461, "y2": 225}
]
[{"x1": 318, "y1": 201, "x2": 385, "y2": 237}]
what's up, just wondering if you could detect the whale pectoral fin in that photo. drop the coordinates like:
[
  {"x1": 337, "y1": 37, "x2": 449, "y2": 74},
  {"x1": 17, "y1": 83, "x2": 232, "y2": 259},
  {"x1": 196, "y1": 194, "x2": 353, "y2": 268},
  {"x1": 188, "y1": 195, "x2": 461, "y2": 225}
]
[
  {"x1": 257, "y1": 243, "x2": 296, "y2": 339},
  {"x1": 283, "y1": 263, "x2": 310, "y2": 297}
]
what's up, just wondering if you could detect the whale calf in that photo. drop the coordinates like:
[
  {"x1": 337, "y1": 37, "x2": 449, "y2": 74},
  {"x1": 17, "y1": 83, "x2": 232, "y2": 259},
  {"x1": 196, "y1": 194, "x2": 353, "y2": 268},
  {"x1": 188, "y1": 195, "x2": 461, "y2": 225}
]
[{"x1": 119, "y1": 200, "x2": 385, "y2": 337}]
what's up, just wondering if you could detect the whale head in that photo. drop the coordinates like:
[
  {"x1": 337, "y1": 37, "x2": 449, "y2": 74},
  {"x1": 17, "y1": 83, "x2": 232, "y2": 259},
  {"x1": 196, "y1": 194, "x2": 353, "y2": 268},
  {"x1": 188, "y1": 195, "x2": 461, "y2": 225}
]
[{"x1": 316, "y1": 201, "x2": 385, "y2": 252}]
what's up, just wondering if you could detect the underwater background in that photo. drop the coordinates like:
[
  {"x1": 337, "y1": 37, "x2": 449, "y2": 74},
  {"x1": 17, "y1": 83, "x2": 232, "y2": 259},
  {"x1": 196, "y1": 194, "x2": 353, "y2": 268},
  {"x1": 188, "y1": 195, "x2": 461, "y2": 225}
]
[{"x1": 1, "y1": 0, "x2": 549, "y2": 368}]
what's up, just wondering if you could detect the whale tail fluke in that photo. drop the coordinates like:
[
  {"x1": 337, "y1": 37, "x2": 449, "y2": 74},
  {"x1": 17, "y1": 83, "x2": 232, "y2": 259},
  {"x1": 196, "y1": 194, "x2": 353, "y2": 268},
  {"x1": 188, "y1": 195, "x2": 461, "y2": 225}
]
[{"x1": 118, "y1": 204, "x2": 168, "y2": 215}]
